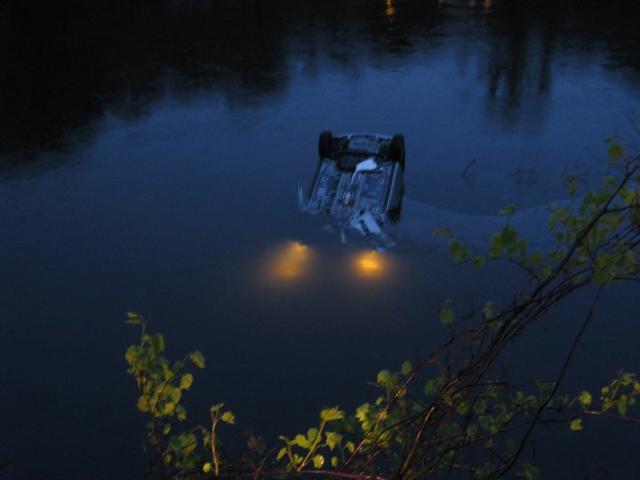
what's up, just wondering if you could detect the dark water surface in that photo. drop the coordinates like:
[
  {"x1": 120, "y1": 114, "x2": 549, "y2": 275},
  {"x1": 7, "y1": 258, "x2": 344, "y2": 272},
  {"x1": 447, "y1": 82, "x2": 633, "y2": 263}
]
[{"x1": 1, "y1": 1, "x2": 640, "y2": 478}]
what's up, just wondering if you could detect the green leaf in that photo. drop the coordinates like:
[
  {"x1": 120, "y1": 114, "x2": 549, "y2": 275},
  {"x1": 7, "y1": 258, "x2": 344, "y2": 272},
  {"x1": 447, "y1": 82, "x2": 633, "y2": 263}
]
[
  {"x1": 325, "y1": 432, "x2": 342, "y2": 451},
  {"x1": 474, "y1": 400, "x2": 488, "y2": 415},
  {"x1": 126, "y1": 311, "x2": 143, "y2": 325},
  {"x1": 457, "y1": 401, "x2": 470, "y2": 415},
  {"x1": 433, "y1": 227, "x2": 452, "y2": 239},
  {"x1": 563, "y1": 173, "x2": 579, "y2": 196},
  {"x1": 473, "y1": 256, "x2": 487, "y2": 268},
  {"x1": 621, "y1": 187, "x2": 637, "y2": 205},
  {"x1": 181, "y1": 433, "x2": 197, "y2": 454},
  {"x1": 189, "y1": 351, "x2": 206, "y2": 369},
  {"x1": 489, "y1": 225, "x2": 519, "y2": 257},
  {"x1": 538, "y1": 265, "x2": 552, "y2": 281},
  {"x1": 162, "y1": 402, "x2": 175, "y2": 415},
  {"x1": 466, "y1": 424, "x2": 478, "y2": 439},
  {"x1": 221, "y1": 411, "x2": 236, "y2": 424},
  {"x1": 478, "y1": 415, "x2": 491, "y2": 431},
  {"x1": 617, "y1": 395, "x2": 629, "y2": 416},
  {"x1": 569, "y1": 418, "x2": 583, "y2": 431},
  {"x1": 489, "y1": 232, "x2": 503, "y2": 257},
  {"x1": 501, "y1": 226, "x2": 517, "y2": 248},
  {"x1": 449, "y1": 239, "x2": 469, "y2": 263},
  {"x1": 169, "y1": 436, "x2": 182, "y2": 452},
  {"x1": 276, "y1": 447, "x2": 287, "y2": 461},
  {"x1": 401, "y1": 360, "x2": 412, "y2": 376},
  {"x1": 345, "y1": 441, "x2": 355, "y2": 453},
  {"x1": 424, "y1": 376, "x2": 445, "y2": 396},
  {"x1": 137, "y1": 395, "x2": 150, "y2": 412},
  {"x1": 312, "y1": 454, "x2": 325, "y2": 468},
  {"x1": 482, "y1": 301, "x2": 495, "y2": 320},
  {"x1": 440, "y1": 306, "x2": 454, "y2": 325},
  {"x1": 320, "y1": 407, "x2": 344, "y2": 422},
  {"x1": 526, "y1": 252, "x2": 543, "y2": 266},
  {"x1": 292, "y1": 434, "x2": 310, "y2": 449},
  {"x1": 202, "y1": 462, "x2": 212, "y2": 473},
  {"x1": 608, "y1": 142, "x2": 624, "y2": 163},
  {"x1": 498, "y1": 203, "x2": 516, "y2": 217},
  {"x1": 176, "y1": 405, "x2": 187, "y2": 421},
  {"x1": 331, "y1": 456, "x2": 339, "y2": 467},
  {"x1": 355, "y1": 404, "x2": 370, "y2": 426},
  {"x1": 161, "y1": 362, "x2": 174, "y2": 380},
  {"x1": 170, "y1": 387, "x2": 181, "y2": 405},
  {"x1": 307, "y1": 428, "x2": 319, "y2": 443},
  {"x1": 377, "y1": 369, "x2": 392, "y2": 386},
  {"x1": 523, "y1": 461, "x2": 539, "y2": 480},
  {"x1": 577, "y1": 390, "x2": 592, "y2": 408},
  {"x1": 125, "y1": 346, "x2": 138, "y2": 365},
  {"x1": 150, "y1": 333, "x2": 165, "y2": 353},
  {"x1": 179, "y1": 374, "x2": 194, "y2": 391}
]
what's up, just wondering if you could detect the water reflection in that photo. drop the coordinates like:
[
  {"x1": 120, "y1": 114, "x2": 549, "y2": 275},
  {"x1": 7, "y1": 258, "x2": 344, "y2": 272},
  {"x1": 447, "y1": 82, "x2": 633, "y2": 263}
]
[
  {"x1": 1, "y1": 2, "x2": 640, "y2": 479},
  {"x1": 2, "y1": 0, "x2": 640, "y2": 162}
]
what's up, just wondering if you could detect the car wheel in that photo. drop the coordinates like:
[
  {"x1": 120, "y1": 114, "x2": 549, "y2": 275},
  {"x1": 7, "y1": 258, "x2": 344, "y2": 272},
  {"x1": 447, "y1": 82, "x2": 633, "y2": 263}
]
[
  {"x1": 318, "y1": 131, "x2": 333, "y2": 158},
  {"x1": 387, "y1": 204, "x2": 403, "y2": 223},
  {"x1": 388, "y1": 134, "x2": 405, "y2": 169}
]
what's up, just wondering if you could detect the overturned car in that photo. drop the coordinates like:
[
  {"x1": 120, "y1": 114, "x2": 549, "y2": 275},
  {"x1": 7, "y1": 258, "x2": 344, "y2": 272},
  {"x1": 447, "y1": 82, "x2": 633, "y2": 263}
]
[{"x1": 299, "y1": 131, "x2": 405, "y2": 248}]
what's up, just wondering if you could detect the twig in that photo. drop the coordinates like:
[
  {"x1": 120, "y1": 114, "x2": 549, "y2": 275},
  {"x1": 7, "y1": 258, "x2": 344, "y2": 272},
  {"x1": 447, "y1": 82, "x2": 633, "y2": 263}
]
[
  {"x1": 496, "y1": 286, "x2": 603, "y2": 478},
  {"x1": 460, "y1": 158, "x2": 477, "y2": 178},
  {"x1": 211, "y1": 412, "x2": 220, "y2": 476},
  {"x1": 397, "y1": 405, "x2": 437, "y2": 478},
  {"x1": 216, "y1": 469, "x2": 388, "y2": 480}
]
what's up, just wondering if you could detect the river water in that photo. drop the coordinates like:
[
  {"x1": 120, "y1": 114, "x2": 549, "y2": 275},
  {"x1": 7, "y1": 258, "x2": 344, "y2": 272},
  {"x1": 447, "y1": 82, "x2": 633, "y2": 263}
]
[{"x1": 1, "y1": 1, "x2": 639, "y2": 478}]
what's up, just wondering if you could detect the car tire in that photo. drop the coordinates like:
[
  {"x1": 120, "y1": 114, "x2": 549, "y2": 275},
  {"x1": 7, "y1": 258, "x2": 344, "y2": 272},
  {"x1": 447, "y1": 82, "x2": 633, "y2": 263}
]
[
  {"x1": 387, "y1": 204, "x2": 403, "y2": 223},
  {"x1": 388, "y1": 134, "x2": 405, "y2": 169},
  {"x1": 318, "y1": 131, "x2": 333, "y2": 158}
]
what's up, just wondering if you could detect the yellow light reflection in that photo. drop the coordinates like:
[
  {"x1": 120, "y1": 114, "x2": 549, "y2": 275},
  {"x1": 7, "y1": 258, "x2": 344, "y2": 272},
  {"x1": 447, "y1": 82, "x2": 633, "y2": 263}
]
[
  {"x1": 265, "y1": 241, "x2": 312, "y2": 282},
  {"x1": 385, "y1": 0, "x2": 396, "y2": 17},
  {"x1": 353, "y1": 250, "x2": 388, "y2": 279}
]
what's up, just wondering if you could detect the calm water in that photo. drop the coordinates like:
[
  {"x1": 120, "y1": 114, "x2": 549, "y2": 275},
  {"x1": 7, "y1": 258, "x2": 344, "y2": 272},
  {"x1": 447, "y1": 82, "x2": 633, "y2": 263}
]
[{"x1": 1, "y1": 1, "x2": 640, "y2": 478}]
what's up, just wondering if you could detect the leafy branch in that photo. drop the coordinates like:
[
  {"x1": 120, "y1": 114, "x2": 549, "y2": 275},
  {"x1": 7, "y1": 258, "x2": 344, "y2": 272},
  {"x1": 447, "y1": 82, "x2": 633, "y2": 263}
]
[{"x1": 125, "y1": 143, "x2": 640, "y2": 479}]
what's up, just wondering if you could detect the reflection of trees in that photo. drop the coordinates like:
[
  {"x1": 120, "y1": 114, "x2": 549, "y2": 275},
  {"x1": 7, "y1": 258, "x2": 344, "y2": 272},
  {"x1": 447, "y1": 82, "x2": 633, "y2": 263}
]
[
  {"x1": 487, "y1": 5, "x2": 528, "y2": 114},
  {"x1": 480, "y1": 0, "x2": 640, "y2": 121},
  {"x1": 483, "y1": 2, "x2": 553, "y2": 121},
  {"x1": 0, "y1": 0, "x2": 291, "y2": 157},
  {"x1": 0, "y1": 0, "x2": 639, "y2": 159}
]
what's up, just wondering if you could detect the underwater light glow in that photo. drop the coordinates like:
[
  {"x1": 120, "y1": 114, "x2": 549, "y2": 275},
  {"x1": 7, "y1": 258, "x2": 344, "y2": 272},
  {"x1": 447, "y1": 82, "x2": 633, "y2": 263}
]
[
  {"x1": 265, "y1": 241, "x2": 312, "y2": 282},
  {"x1": 353, "y1": 250, "x2": 387, "y2": 278},
  {"x1": 385, "y1": 0, "x2": 396, "y2": 17}
]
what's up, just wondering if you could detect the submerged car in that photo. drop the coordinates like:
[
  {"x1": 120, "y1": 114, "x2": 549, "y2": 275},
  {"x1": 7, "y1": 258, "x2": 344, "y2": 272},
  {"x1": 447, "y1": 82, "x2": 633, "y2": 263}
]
[{"x1": 299, "y1": 131, "x2": 405, "y2": 248}]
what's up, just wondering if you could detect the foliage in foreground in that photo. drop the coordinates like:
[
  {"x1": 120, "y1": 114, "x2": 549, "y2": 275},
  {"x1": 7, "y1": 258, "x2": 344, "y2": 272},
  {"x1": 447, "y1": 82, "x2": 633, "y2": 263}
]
[{"x1": 125, "y1": 143, "x2": 640, "y2": 479}]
